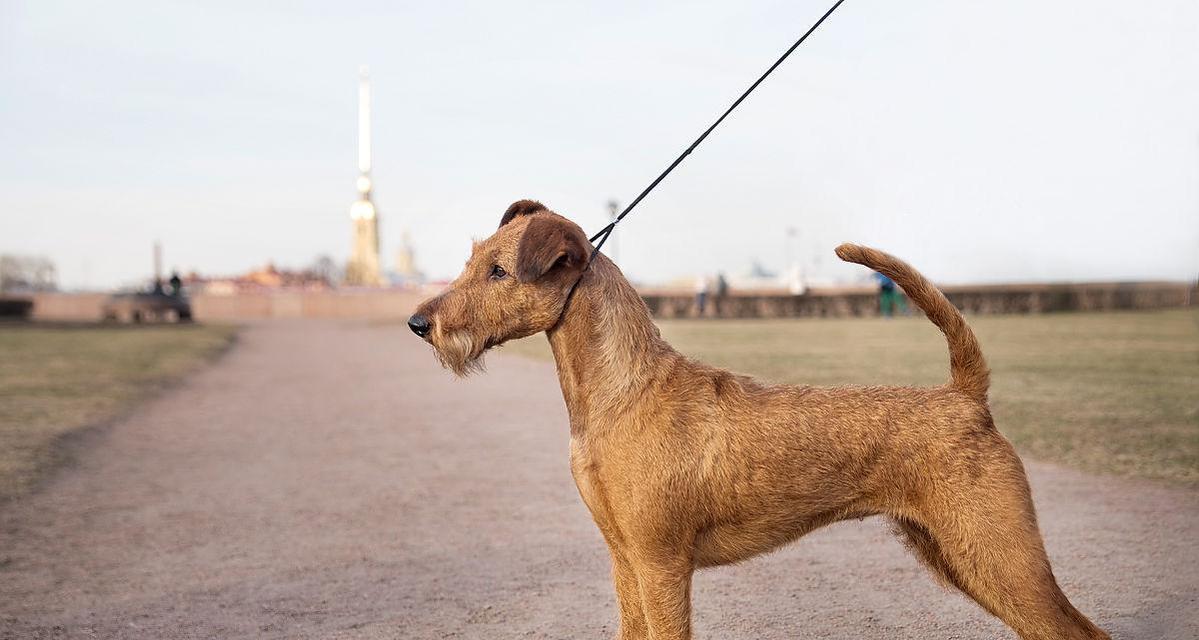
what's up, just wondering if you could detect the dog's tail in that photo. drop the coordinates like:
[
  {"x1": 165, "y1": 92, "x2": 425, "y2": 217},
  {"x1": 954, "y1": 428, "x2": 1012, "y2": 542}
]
[{"x1": 835, "y1": 243, "x2": 989, "y2": 400}]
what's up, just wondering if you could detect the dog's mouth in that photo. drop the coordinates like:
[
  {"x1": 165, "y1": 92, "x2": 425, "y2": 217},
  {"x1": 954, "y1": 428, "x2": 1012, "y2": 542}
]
[{"x1": 427, "y1": 328, "x2": 495, "y2": 377}]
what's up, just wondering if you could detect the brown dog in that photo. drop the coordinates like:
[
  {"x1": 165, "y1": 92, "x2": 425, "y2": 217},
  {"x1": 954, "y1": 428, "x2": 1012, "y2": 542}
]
[{"x1": 408, "y1": 200, "x2": 1109, "y2": 640}]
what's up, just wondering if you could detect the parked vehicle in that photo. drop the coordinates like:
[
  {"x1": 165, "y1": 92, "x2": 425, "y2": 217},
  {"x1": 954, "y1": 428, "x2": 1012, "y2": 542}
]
[{"x1": 101, "y1": 292, "x2": 192, "y2": 323}]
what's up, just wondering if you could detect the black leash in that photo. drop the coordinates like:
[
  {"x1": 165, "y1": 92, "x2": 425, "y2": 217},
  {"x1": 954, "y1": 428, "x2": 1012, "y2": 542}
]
[{"x1": 585, "y1": 0, "x2": 849, "y2": 267}]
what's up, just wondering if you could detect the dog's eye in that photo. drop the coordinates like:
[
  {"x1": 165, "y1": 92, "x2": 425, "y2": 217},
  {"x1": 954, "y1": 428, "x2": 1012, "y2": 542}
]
[{"x1": 490, "y1": 265, "x2": 507, "y2": 280}]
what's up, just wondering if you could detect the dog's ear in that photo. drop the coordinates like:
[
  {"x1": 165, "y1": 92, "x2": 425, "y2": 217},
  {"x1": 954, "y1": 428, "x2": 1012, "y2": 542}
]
[
  {"x1": 515, "y1": 215, "x2": 590, "y2": 283},
  {"x1": 499, "y1": 199, "x2": 548, "y2": 229}
]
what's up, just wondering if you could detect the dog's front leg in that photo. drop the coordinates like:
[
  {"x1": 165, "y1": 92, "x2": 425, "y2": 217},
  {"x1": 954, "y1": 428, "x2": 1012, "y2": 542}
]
[
  {"x1": 630, "y1": 552, "x2": 693, "y2": 640},
  {"x1": 610, "y1": 550, "x2": 648, "y2": 639}
]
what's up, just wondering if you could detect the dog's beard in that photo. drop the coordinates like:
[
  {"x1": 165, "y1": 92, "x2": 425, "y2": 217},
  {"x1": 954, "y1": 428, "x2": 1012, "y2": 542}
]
[{"x1": 431, "y1": 329, "x2": 487, "y2": 377}]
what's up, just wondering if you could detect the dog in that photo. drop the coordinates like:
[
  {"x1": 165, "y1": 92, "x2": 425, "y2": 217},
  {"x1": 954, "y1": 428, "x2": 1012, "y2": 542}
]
[{"x1": 408, "y1": 200, "x2": 1109, "y2": 640}]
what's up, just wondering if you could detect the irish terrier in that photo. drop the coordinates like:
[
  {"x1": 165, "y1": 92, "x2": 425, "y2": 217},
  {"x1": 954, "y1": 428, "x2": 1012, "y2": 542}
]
[{"x1": 408, "y1": 200, "x2": 1109, "y2": 640}]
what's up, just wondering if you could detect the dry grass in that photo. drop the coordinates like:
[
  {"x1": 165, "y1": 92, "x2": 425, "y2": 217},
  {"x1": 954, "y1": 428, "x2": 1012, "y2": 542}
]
[
  {"x1": 0, "y1": 323, "x2": 237, "y2": 501},
  {"x1": 504, "y1": 309, "x2": 1199, "y2": 484}
]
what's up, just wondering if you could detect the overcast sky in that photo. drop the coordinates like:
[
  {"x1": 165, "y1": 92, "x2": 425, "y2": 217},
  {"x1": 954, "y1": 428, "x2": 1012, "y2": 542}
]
[{"x1": 2, "y1": 0, "x2": 1197, "y2": 289}]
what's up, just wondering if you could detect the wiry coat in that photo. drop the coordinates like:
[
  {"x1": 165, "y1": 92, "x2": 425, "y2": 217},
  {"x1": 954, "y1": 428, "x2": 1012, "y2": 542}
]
[{"x1": 411, "y1": 201, "x2": 1109, "y2": 640}]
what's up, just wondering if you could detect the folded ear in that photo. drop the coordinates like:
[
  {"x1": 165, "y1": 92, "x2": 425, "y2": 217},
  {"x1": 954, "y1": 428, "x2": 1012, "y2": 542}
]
[
  {"x1": 498, "y1": 199, "x2": 548, "y2": 229},
  {"x1": 515, "y1": 215, "x2": 591, "y2": 283}
]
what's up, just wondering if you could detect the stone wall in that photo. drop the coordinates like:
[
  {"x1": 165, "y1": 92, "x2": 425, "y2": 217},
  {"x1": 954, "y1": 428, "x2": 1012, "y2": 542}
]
[
  {"x1": 25, "y1": 281, "x2": 1194, "y2": 323},
  {"x1": 191, "y1": 290, "x2": 425, "y2": 321},
  {"x1": 27, "y1": 293, "x2": 110, "y2": 321},
  {"x1": 645, "y1": 281, "x2": 1196, "y2": 319},
  {"x1": 29, "y1": 291, "x2": 424, "y2": 322}
]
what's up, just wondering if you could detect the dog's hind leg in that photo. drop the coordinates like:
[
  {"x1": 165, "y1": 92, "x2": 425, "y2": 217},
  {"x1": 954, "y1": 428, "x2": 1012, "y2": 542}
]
[
  {"x1": 897, "y1": 471, "x2": 1109, "y2": 640},
  {"x1": 892, "y1": 517, "x2": 970, "y2": 593}
]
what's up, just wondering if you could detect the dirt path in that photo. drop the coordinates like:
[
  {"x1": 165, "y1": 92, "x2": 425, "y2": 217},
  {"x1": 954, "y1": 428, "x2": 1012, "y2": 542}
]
[{"x1": 2, "y1": 321, "x2": 1195, "y2": 639}]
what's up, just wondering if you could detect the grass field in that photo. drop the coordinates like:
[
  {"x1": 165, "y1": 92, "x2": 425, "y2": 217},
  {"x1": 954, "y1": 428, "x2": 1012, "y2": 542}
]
[
  {"x1": 0, "y1": 323, "x2": 237, "y2": 501},
  {"x1": 505, "y1": 309, "x2": 1199, "y2": 484}
]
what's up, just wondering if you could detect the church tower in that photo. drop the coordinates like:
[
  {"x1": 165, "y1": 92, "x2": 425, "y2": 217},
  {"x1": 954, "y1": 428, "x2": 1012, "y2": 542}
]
[{"x1": 345, "y1": 66, "x2": 383, "y2": 286}]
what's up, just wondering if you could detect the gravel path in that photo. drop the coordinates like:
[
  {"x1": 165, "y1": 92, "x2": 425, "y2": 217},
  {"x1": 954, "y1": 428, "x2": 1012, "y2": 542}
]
[{"x1": 1, "y1": 320, "x2": 1195, "y2": 639}]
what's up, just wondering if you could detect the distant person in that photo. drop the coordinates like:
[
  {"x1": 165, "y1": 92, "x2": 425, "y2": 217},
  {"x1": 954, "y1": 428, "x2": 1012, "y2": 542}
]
[
  {"x1": 875, "y1": 271, "x2": 904, "y2": 317},
  {"x1": 694, "y1": 275, "x2": 710, "y2": 317},
  {"x1": 168, "y1": 271, "x2": 183, "y2": 297},
  {"x1": 714, "y1": 272, "x2": 729, "y2": 316}
]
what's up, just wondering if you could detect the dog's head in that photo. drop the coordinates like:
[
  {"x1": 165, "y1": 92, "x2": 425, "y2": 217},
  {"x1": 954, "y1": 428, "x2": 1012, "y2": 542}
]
[{"x1": 408, "y1": 200, "x2": 591, "y2": 376}]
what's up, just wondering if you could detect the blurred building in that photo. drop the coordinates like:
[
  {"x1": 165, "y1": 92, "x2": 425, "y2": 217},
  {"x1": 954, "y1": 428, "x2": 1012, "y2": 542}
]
[
  {"x1": 185, "y1": 263, "x2": 332, "y2": 295},
  {"x1": 391, "y1": 230, "x2": 425, "y2": 286},
  {"x1": 345, "y1": 66, "x2": 383, "y2": 286}
]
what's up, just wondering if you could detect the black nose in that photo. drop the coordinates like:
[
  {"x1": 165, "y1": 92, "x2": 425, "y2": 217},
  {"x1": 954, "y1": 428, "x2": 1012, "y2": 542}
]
[{"x1": 408, "y1": 314, "x2": 430, "y2": 338}]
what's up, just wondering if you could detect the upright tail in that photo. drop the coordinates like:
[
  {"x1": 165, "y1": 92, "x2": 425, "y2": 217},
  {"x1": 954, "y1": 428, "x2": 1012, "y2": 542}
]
[{"x1": 835, "y1": 243, "x2": 989, "y2": 400}]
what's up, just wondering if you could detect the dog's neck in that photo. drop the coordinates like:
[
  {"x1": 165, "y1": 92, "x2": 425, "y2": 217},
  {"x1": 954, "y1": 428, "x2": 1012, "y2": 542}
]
[{"x1": 546, "y1": 255, "x2": 671, "y2": 436}]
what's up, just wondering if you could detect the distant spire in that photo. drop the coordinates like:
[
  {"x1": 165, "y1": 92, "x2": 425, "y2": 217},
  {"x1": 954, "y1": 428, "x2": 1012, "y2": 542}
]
[
  {"x1": 357, "y1": 65, "x2": 371, "y2": 178},
  {"x1": 346, "y1": 65, "x2": 383, "y2": 286}
]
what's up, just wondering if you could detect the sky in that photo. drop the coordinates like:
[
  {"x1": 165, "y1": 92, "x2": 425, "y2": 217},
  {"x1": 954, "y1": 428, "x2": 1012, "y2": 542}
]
[{"x1": 1, "y1": 0, "x2": 1197, "y2": 289}]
